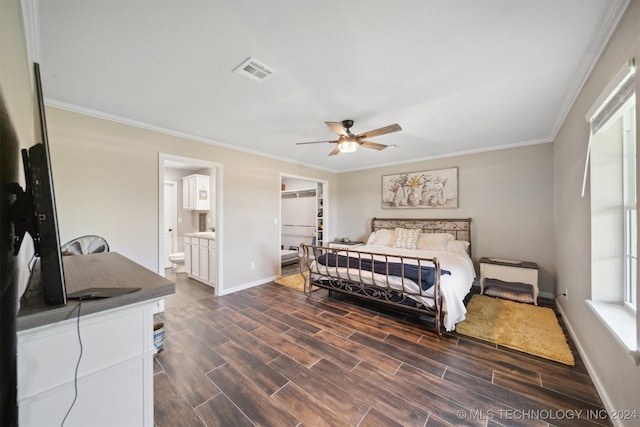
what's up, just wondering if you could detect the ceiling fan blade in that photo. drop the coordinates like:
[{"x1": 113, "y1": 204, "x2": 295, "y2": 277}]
[
  {"x1": 356, "y1": 123, "x2": 402, "y2": 139},
  {"x1": 325, "y1": 121, "x2": 349, "y2": 137},
  {"x1": 296, "y1": 140, "x2": 338, "y2": 145},
  {"x1": 360, "y1": 140, "x2": 388, "y2": 151},
  {"x1": 328, "y1": 146, "x2": 341, "y2": 156}
]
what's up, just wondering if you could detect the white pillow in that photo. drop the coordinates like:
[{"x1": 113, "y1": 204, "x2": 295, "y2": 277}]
[
  {"x1": 417, "y1": 233, "x2": 454, "y2": 251},
  {"x1": 447, "y1": 240, "x2": 470, "y2": 255},
  {"x1": 394, "y1": 228, "x2": 420, "y2": 249},
  {"x1": 372, "y1": 228, "x2": 397, "y2": 246},
  {"x1": 366, "y1": 231, "x2": 377, "y2": 245}
]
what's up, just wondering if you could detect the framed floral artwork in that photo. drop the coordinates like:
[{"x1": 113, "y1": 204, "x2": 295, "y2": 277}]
[{"x1": 382, "y1": 167, "x2": 458, "y2": 209}]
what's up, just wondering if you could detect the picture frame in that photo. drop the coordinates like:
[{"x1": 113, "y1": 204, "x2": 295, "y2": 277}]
[{"x1": 382, "y1": 167, "x2": 458, "y2": 209}]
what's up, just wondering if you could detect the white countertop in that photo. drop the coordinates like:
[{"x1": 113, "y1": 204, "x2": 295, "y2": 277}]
[{"x1": 185, "y1": 232, "x2": 216, "y2": 239}]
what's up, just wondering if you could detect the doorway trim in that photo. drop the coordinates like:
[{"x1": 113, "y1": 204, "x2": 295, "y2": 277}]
[
  {"x1": 158, "y1": 153, "x2": 224, "y2": 295},
  {"x1": 163, "y1": 180, "x2": 178, "y2": 269},
  {"x1": 279, "y1": 173, "x2": 329, "y2": 277}
]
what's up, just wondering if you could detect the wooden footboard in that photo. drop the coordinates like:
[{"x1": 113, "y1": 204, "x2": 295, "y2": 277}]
[{"x1": 300, "y1": 244, "x2": 444, "y2": 335}]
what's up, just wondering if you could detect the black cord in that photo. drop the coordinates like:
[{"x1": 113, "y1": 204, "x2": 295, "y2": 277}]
[
  {"x1": 27, "y1": 252, "x2": 37, "y2": 272},
  {"x1": 61, "y1": 299, "x2": 83, "y2": 427}
]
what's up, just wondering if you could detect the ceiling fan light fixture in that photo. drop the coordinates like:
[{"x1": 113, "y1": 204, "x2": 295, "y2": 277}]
[
  {"x1": 338, "y1": 139, "x2": 358, "y2": 153},
  {"x1": 297, "y1": 119, "x2": 402, "y2": 156}
]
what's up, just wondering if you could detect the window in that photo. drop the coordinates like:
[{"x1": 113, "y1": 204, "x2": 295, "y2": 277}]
[
  {"x1": 585, "y1": 60, "x2": 637, "y2": 361},
  {"x1": 623, "y1": 106, "x2": 637, "y2": 309}
]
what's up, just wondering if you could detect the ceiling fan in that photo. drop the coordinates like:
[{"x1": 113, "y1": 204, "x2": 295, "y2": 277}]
[{"x1": 296, "y1": 119, "x2": 402, "y2": 156}]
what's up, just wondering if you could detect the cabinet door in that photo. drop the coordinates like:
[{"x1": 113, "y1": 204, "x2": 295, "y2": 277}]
[
  {"x1": 191, "y1": 240, "x2": 200, "y2": 277},
  {"x1": 188, "y1": 177, "x2": 196, "y2": 210},
  {"x1": 182, "y1": 178, "x2": 190, "y2": 209},
  {"x1": 184, "y1": 237, "x2": 191, "y2": 273},
  {"x1": 195, "y1": 175, "x2": 210, "y2": 211},
  {"x1": 199, "y1": 244, "x2": 209, "y2": 282}
]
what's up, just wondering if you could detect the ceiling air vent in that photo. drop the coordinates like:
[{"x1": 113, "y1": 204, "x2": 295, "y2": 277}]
[{"x1": 233, "y1": 57, "x2": 277, "y2": 83}]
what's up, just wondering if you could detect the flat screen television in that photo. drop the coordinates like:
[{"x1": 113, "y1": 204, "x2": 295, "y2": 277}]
[{"x1": 10, "y1": 63, "x2": 66, "y2": 305}]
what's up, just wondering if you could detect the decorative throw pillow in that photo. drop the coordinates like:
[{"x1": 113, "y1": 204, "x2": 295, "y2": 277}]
[
  {"x1": 374, "y1": 228, "x2": 397, "y2": 246},
  {"x1": 447, "y1": 239, "x2": 470, "y2": 254},
  {"x1": 394, "y1": 228, "x2": 420, "y2": 249},
  {"x1": 417, "y1": 233, "x2": 454, "y2": 251}
]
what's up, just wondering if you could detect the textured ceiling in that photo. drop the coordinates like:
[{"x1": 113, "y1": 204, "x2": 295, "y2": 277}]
[{"x1": 28, "y1": 0, "x2": 628, "y2": 172}]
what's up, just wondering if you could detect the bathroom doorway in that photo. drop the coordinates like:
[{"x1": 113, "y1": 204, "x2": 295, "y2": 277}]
[{"x1": 159, "y1": 154, "x2": 223, "y2": 295}]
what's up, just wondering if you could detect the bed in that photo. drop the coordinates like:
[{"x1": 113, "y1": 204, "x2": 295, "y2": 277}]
[{"x1": 300, "y1": 218, "x2": 475, "y2": 335}]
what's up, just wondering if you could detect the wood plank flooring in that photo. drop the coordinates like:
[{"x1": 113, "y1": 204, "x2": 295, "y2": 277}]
[{"x1": 154, "y1": 268, "x2": 611, "y2": 427}]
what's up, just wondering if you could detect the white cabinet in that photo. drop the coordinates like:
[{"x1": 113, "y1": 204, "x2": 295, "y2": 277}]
[
  {"x1": 182, "y1": 174, "x2": 210, "y2": 210},
  {"x1": 184, "y1": 235, "x2": 216, "y2": 287},
  {"x1": 18, "y1": 305, "x2": 157, "y2": 426},
  {"x1": 199, "y1": 239, "x2": 209, "y2": 282},
  {"x1": 191, "y1": 239, "x2": 200, "y2": 278},
  {"x1": 16, "y1": 253, "x2": 174, "y2": 427}
]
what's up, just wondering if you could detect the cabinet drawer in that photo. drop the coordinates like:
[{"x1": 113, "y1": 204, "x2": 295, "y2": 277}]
[
  {"x1": 183, "y1": 237, "x2": 191, "y2": 245},
  {"x1": 18, "y1": 307, "x2": 149, "y2": 400},
  {"x1": 209, "y1": 240, "x2": 216, "y2": 249}
]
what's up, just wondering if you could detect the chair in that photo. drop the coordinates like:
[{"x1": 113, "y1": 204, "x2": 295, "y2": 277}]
[{"x1": 61, "y1": 235, "x2": 110, "y2": 256}]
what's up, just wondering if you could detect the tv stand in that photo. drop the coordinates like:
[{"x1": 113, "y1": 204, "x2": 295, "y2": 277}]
[{"x1": 17, "y1": 252, "x2": 175, "y2": 426}]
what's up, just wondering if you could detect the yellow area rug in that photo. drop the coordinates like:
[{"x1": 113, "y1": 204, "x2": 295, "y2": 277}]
[
  {"x1": 456, "y1": 295, "x2": 575, "y2": 366},
  {"x1": 274, "y1": 273, "x2": 318, "y2": 292}
]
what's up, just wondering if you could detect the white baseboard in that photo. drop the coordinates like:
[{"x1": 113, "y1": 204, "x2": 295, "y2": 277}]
[
  {"x1": 217, "y1": 275, "x2": 278, "y2": 296},
  {"x1": 556, "y1": 303, "x2": 622, "y2": 427}
]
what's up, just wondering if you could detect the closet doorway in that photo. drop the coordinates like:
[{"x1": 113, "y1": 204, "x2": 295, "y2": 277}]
[
  {"x1": 279, "y1": 174, "x2": 327, "y2": 276},
  {"x1": 159, "y1": 154, "x2": 223, "y2": 295}
]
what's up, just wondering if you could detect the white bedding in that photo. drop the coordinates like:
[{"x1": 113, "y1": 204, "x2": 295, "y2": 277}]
[{"x1": 310, "y1": 244, "x2": 475, "y2": 331}]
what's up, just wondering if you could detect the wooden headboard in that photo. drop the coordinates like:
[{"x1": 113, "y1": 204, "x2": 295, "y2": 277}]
[{"x1": 370, "y1": 217, "x2": 472, "y2": 255}]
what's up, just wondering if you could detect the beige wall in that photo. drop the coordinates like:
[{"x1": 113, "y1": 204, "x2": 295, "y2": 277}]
[
  {"x1": 1, "y1": 0, "x2": 38, "y2": 298},
  {"x1": 553, "y1": 1, "x2": 640, "y2": 422},
  {"x1": 46, "y1": 107, "x2": 337, "y2": 293},
  {"x1": 336, "y1": 143, "x2": 555, "y2": 296}
]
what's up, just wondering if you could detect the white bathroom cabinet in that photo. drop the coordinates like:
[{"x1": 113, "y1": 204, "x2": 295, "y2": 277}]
[
  {"x1": 182, "y1": 174, "x2": 210, "y2": 210},
  {"x1": 184, "y1": 234, "x2": 216, "y2": 287}
]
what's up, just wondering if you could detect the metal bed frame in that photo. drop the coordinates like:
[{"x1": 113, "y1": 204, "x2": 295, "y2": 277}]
[{"x1": 300, "y1": 217, "x2": 472, "y2": 335}]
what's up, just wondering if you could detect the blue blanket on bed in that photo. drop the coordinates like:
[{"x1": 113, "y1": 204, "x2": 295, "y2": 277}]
[{"x1": 317, "y1": 253, "x2": 450, "y2": 291}]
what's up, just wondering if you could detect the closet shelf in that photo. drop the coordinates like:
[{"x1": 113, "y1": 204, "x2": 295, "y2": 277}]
[{"x1": 281, "y1": 188, "x2": 316, "y2": 198}]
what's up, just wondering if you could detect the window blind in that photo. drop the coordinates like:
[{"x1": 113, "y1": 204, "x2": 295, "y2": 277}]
[
  {"x1": 591, "y1": 77, "x2": 635, "y2": 134},
  {"x1": 581, "y1": 59, "x2": 635, "y2": 197}
]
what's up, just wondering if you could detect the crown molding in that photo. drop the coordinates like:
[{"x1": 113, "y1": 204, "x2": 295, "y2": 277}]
[
  {"x1": 548, "y1": 0, "x2": 630, "y2": 141},
  {"x1": 20, "y1": 0, "x2": 41, "y2": 62}
]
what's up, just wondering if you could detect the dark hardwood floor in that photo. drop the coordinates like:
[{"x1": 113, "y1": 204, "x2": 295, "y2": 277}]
[{"x1": 153, "y1": 267, "x2": 610, "y2": 427}]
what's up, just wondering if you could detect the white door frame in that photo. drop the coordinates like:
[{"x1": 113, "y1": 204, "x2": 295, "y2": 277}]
[
  {"x1": 163, "y1": 181, "x2": 178, "y2": 268},
  {"x1": 158, "y1": 153, "x2": 224, "y2": 295}
]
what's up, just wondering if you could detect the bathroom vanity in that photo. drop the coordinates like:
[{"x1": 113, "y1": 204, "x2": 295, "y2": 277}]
[{"x1": 183, "y1": 232, "x2": 216, "y2": 287}]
